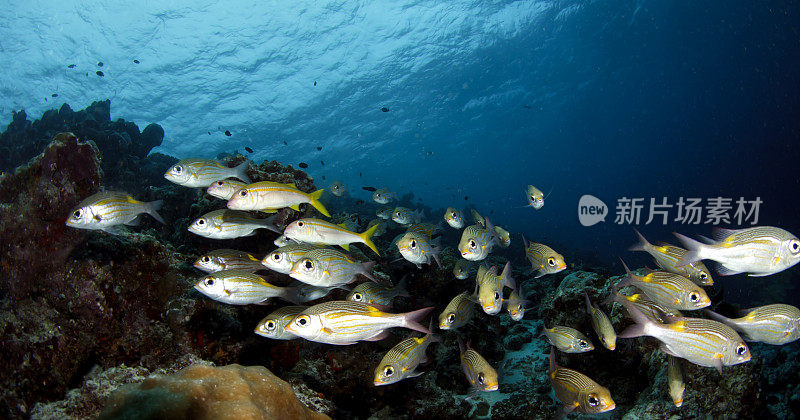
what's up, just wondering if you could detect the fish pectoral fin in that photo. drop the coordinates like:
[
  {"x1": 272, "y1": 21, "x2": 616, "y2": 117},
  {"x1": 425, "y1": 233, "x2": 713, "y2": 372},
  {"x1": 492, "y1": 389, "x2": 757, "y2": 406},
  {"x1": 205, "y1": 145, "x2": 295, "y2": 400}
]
[
  {"x1": 94, "y1": 214, "x2": 102, "y2": 221},
  {"x1": 321, "y1": 327, "x2": 333, "y2": 335},
  {"x1": 714, "y1": 357, "x2": 723, "y2": 374}
]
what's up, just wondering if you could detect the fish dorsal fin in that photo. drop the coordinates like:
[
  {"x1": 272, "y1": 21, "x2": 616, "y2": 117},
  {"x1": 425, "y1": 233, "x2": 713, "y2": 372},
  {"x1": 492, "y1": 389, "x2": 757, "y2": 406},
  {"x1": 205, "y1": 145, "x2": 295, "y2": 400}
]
[{"x1": 712, "y1": 227, "x2": 738, "y2": 243}]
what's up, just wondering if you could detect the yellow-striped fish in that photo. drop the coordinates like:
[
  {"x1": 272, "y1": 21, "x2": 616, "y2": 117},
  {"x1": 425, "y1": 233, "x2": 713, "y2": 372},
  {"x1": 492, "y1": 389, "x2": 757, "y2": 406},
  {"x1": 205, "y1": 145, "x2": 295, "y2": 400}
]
[
  {"x1": 406, "y1": 223, "x2": 441, "y2": 238},
  {"x1": 188, "y1": 209, "x2": 279, "y2": 239},
  {"x1": 458, "y1": 336, "x2": 499, "y2": 396},
  {"x1": 444, "y1": 207, "x2": 465, "y2": 229},
  {"x1": 494, "y1": 226, "x2": 511, "y2": 248},
  {"x1": 65, "y1": 191, "x2": 164, "y2": 234},
  {"x1": 470, "y1": 209, "x2": 485, "y2": 227},
  {"x1": 164, "y1": 159, "x2": 250, "y2": 188},
  {"x1": 505, "y1": 288, "x2": 528, "y2": 321},
  {"x1": 194, "y1": 270, "x2": 299, "y2": 305},
  {"x1": 330, "y1": 181, "x2": 346, "y2": 197},
  {"x1": 476, "y1": 263, "x2": 515, "y2": 315},
  {"x1": 549, "y1": 348, "x2": 615, "y2": 414},
  {"x1": 347, "y1": 277, "x2": 409, "y2": 307},
  {"x1": 607, "y1": 287, "x2": 684, "y2": 324},
  {"x1": 453, "y1": 260, "x2": 471, "y2": 280},
  {"x1": 392, "y1": 207, "x2": 422, "y2": 226},
  {"x1": 206, "y1": 179, "x2": 247, "y2": 200},
  {"x1": 526, "y1": 185, "x2": 545, "y2": 209},
  {"x1": 439, "y1": 292, "x2": 477, "y2": 330},
  {"x1": 261, "y1": 243, "x2": 319, "y2": 274},
  {"x1": 522, "y1": 235, "x2": 566, "y2": 278},
  {"x1": 376, "y1": 207, "x2": 393, "y2": 220},
  {"x1": 705, "y1": 304, "x2": 800, "y2": 345},
  {"x1": 620, "y1": 261, "x2": 710, "y2": 311},
  {"x1": 544, "y1": 325, "x2": 595, "y2": 353},
  {"x1": 193, "y1": 249, "x2": 264, "y2": 273},
  {"x1": 373, "y1": 327, "x2": 440, "y2": 386},
  {"x1": 667, "y1": 356, "x2": 684, "y2": 407},
  {"x1": 226, "y1": 181, "x2": 330, "y2": 217},
  {"x1": 274, "y1": 234, "x2": 297, "y2": 247},
  {"x1": 675, "y1": 226, "x2": 800, "y2": 276},
  {"x1": 630, "y1": 229, "x2": 713, "y2": 286},
  {"x1": 255, "y1": 306, "x2": 307, "y2": 340},
  {"x1": 372, "y1": 188, "x2": 397, "y2": 204},
  {"x1": 284, "y1": 300, "x2": 433, "y2": 345},
  {"x1": 585, "y1": 293, "x2": 616, "y2": 350},
  {"x1": 618, "y1": 299, "x2": 751, "y2": 373},
  {"x1": 284, "y1": 218, "x2": 381, "y2": 256},
  {"x1": 458, "y1": 220, "x2": 499, "y2": 261},
  {"x1": 289, "y1": 248, "x2": 377, "y2": 287},
  {"x1": 397, "y1": 232, "x2": 441, "y2": 269}
]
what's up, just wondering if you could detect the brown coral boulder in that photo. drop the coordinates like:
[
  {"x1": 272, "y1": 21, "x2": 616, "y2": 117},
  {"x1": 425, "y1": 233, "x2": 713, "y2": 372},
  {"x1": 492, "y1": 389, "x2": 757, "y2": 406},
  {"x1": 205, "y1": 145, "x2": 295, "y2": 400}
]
[{"x1": 99, "y1": 364, "x2": 330, "y2": 420}]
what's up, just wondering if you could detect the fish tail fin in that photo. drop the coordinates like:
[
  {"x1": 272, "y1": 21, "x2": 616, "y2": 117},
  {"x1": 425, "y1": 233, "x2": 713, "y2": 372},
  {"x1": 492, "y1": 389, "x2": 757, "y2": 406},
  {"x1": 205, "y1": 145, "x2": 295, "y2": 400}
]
[
  {"x1": 233, "y1": 160, "x2": 251, "y2": 184},
  {"x1": 457, "y1": 335, "x2": 466, "y2": 355},
  {"x1": 282, "y1": 287, "x2": 303, "y2": 305},
  {"x1": 549, "y1": 346, "x2": 557, "y2": 374},
  {"x1": 629, "y1": 228, "x2": 650, "y2": 252},
  {"x1": 617, "y1": 298, "x2": 653, "y2": 338},
  {"x1": 308, "y1": 189, "x2": 331, "y2": 217},
  {"x1": 394, "y1": 275, "x2": 411, "y2": 298},
  {"x1": 521, "y1": 234, "x2": 529, "y2": 250},
  {"x1": 427, "y1": 318, "x2": 443, "y2": 343},
  {"x1": 360, "y1": 223, "x2": 381, "y2": 256},
  {"x1": 703, "y1": 309, "x2": 732, "y2": 324},
  {"x1": 402, "y1": 306, "x2": 434, "y2": 334},
  {"x1": 145, "y1": 200, "x2": 166, "y2": 224},
  {"x1": 673, "y1": 233, "x2": 705, "y2": 266},
  {"x1": 360, "y1": 261, "x2": 379, "y2": 283},
  {"x1": 500, "y1": 262, "x2": 515, "y2": 291},
  {"x1": 584, "y1": 292, "x2": 594, "y2": 314},
  {"x1": 618, "y1": 258, "x2": 634, "y2": 287},
  {"x1": 256, "y1": 214, "x2": 281, "y2": 234}
]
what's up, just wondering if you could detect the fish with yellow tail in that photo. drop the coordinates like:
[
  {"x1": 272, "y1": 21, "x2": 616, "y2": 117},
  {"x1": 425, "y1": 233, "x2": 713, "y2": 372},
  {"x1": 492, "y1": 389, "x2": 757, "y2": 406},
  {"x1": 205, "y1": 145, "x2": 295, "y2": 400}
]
[
  {"x1": 164, "y1": 158, "x2": 251, "y2": 188},
  {"x1": 617, "y1": 297, "x2": 751, "y2": 373},
  {"x1": 544, "y1": 325, "x2": 595, "y2": 353},
  {"x1": 373, "y1": 322, "x2": 441, "y2": 386},
  {"x1": 348, "y1": 277, "x2": 409, "y2": 307},
  {"x1": 444, "y1": 207, "x2": 465, "y2": 229},
  {"x1": 194, "y1": 249, "x2": 264, "y2": 273},
  {"x1": 289, "y1": 248, "x2": 377, "y2": 287},
  {"x1": 585, "y1": 293, "x2": 616, "y2": 350},
  {"x1": 630, "y1": 229, "x2": 713, "y2": 286},
  {"x1": 194, "y1": 270, "x2": 300, "y2": 305},
  {"x1": 705, "y1": 304, "x2": 800, "y2": 345},
  {"x1": 283, "y1": 218, "x2": 381, "y2": 256},
  {"x1": 667, "y1": 356, "x2": 685, "y2": 407},
  {"x1": 66, "y1": 191, "x2": 165, "y2": 234},
  {"x1": 674, "y1": 226, "x2": 800, "y2": 276},
  {"x1": 522, "y1": 235, "x2": 566, "y2": 278},
  {"x1": 226, "y1": 181, "x2": 330, "y2": 217},
  {"x1": 372, "y1": 188, "x2": 397, "y2": 204},
  {"x1": 549, "y1": 347, "x2": 616, "y2": 415},
  {"x1": 255, "y1": 306, "x2": 307, "y2": 340},
  {"x1": 476, "y1": 263, "x2": 515, "y2": 315},
  {"x1": 207, "y1": 179, "x2": 247, "y2": 200},
  {"x1": 458, "y1": 218, "x2": 499, "y2": 261},
  {"x1": 188, "y1": 209, "x2": 280, "y2": 239},
  {"x1": 526, "y1": 185, "x2": 545, "y2": 209},
  {"x1": 619, "y1": 260, "x2": 710, "y2": 311},
  {"x1": 284, "y1": 301, "x2": 433, "y2": 345},
  {"x1": 397, "y1": 232, "x2": 441, "y2": 269},
  {"x1": 458, "y1": 336, "x2": 499, "y2": 397},
  {"x1": 330, "y1": 181, "x2": 346, "y2": 197}
]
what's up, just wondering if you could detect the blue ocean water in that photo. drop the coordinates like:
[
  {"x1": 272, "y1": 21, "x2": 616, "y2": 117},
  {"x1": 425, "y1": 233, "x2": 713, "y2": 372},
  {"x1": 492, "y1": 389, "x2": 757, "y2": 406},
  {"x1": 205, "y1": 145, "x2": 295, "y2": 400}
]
[{"x1": 2, "y1": 2, "x2": 798, "y2": 291}]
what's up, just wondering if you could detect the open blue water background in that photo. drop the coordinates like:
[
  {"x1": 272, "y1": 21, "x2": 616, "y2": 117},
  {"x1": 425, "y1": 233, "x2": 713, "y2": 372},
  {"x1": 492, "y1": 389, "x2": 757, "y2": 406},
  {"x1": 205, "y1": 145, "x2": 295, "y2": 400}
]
[{"x1": 2, "y1": 1, "x2": 799, "y2": 303}]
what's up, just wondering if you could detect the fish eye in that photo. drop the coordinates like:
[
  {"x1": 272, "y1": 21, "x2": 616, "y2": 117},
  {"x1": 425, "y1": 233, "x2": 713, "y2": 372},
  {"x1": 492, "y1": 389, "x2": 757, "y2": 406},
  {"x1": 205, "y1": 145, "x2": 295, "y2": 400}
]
[
  {"x1": 265, "y1": 320, "x2": 276, "y2": 331},
  {"x1": 587, "y1": 394, "x2": 600, "y2": 407},
  {"x1": 689, "y1": 292, "x2": 699, "y2": 302},
  {"x1": 383, "y1": 366, "x2": 394, "y2": 377},
  {"x1": 494, "y1": 291, "x2": 500, "y2": 301},
  {"x1": 72, "y1": 209, "x2": 82, "y2": 219},
  {"x1": 297, "y1": 221, "x2": 304, "y2": 227},
  {"x1": 239, "y1": 190, "x2": 248, "y2": 197},
  {"x1": 396, "y1": 211, "x2": 401, "y2": 217},
  {"x1": 578, "y1": 340, "x2": 588, "y2": 348},
  {"x1": 354, "y1": 293, "x2": 363, "y2": 301},
  {"x1": 216, "y1": 181, "x2": 224, "y2": 186},
  {"x1": 468, "y1": 240, "x2": 476, "y2": 249},
  {"x1": 410, "y1": 240, "x2": 417, "y2": 249},
  {"x1": 174, "y1": 165, "x2": 182, "y2": 173},
  {"x1": 547, "y1": 258, "x2": 556, "y2": 267},
  {"x1": 203, "y1": 278, "x2": 214, "y2": 287},
  {"x1": 201, "y1": 256, "x2": 210, "y2": 263},
  {"x1": 296, "y1": 315, "x2": 310, "y2": 326},
  {"x1": 736, "y1": 344, "x2": 748, "y2": 356},
  {"x1": 197, "y1": 218, "x2": 206, "y2": 226},
  {"x1": 447, "y1": 313, "x2": 456, "y2": 323},
  {"x1": 700, "y1": 272, "x2": 708, "y2": 280},
  {"x1": 303, "y1": 259, "x2": 314, "y2": 270},
  {"x1": 790, "y1": 240, "x2": 800, "y2": 254},
  {"x1": 477, "y1": 373, "x2": 485, "y2": 384}
]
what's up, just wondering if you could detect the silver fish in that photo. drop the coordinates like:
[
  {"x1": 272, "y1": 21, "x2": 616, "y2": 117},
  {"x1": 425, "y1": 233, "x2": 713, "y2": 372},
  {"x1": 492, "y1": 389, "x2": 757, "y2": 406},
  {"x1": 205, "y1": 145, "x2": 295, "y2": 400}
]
[
  {"x1": 283, "y1": 218, "x2": 381, "y2": 256},
  {"x1": 397, "y1": 232, "x2": 441, "y2": 269},
  {"x1": 188, "y1": 209, "x2": 279, "y2": 239},
  {"x1": 373, "y1": 328, "x2": 440, "y2": 386},
  {"x1": 347, "y1": 277, "x2": 408, "y2": 307},
  {"x1": 284, "y1": 300, "x2": 433, "y2": 345},
  {"x1": 705, "y1": 304, "x2": 800, "y2": 345},
  {"x1": 458, "y1": 219, "x2": 499, "y2": 261},
  {"x1": 620, "y1": 261, "x2": 710, "y2": 311},
  {"x1": 453, "y1": 260, "x2": 470, "y2": 279},
  {"x1": 330, "y1": 181, "x2": 346, "y2": 197},
  {"x1": 526, "y1": 185, "x2": 545, "y2": 209},
  {"x1": 522, "y1": 235, "x2": 566, "y2": 278},
  {"x1": 476, "y1": 263, "x2": 515, "y2": 315},
  {"x1": 164, "y1": 159, "x2": 250, "y2": 188},
  {"x1": 376, "y1": 207, "x2": 393, "y2": 220},
  {"x1": 65, "y1": 191, "x2": 164, "y2": 234},
  {"x1": 439, "y1": 292, "x2": 476, "y2": 330},
  {"x1": 630, "y1": 229, "x2": 713, "y2": 286},
  {"x1": 549, "y1": 348, "x2": 616, "y2": 414},
  {"x1": 392, "y1": 207, "x2": 422, "y2": 226},
  {"x1": 226, "y1": 181, "x2": 330, "y2": 217},
  {"x1": 618, "y1": 299, "x2": 751, "y2": 373},
  {"x1": 261, "y1": 243, "x2": 319, "y2": 274},
  {"x1": 194, "y1": 270, "x2": 299, "y2": 305},
  {"x1": 675, "y1": 226, "x2": 800, "y2": 277},
  {"x1": 544, "y1": 325, "x2": 595, "y2": 353},
  {"x1": 505, "y1": 288, "x2": 527, "y2": 321},
  {"x1": 288, "y1": 282, "x2": 349, "y2": 303},
  {"x1": 274, "y1": 234, "x2": 298, "y2": 247},
  {"x1": 444, "y1": 207, "x2": 465, "y2": 229},
  {"x1": 255, "y1": 306, "x2": 307, "y2": 340},
  {"x1": 372, "y1": 188, "x2": 396, "y2": 204},
  {"x1": 206, "y1": 179, "x2": 247, "y2": 200},
  {"x1": 289, "y1": 248, "x2": 376, "y2": 287},
  {"x1": 193, "y1": 249, "x2": 264, "y2": 273},
  {"x1": 608, "y1": 287, "x2": 684, "y2": 324}
]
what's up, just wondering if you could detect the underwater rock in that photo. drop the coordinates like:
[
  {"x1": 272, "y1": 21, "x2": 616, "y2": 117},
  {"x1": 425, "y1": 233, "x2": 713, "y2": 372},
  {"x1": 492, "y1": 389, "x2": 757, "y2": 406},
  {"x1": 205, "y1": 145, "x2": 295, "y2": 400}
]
[{"x1": 99, "y1": 363, "x2": 330, "y2": 420}]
